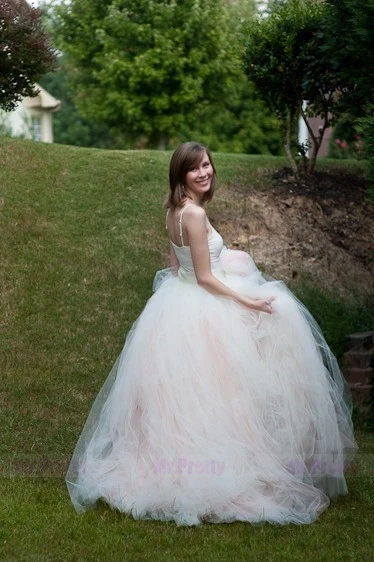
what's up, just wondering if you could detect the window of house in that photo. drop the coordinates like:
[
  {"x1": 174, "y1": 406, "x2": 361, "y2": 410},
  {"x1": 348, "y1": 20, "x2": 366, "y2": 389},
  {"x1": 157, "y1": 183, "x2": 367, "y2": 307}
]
[{"x1": 31, "y1": 116, "x2": 41, "y2": 141}]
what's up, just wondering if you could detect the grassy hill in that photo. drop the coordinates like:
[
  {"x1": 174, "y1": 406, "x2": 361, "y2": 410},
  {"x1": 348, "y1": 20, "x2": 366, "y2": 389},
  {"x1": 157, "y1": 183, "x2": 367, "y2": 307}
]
[{"x1": 0, "y1": 138, "x2": 373, "y2": 561}]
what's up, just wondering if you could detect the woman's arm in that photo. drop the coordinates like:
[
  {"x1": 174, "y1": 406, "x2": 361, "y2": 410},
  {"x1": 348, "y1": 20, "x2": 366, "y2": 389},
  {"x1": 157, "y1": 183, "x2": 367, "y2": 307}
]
[{"x1": 185, "y1": 207, "x2": 273, "y2": 314}]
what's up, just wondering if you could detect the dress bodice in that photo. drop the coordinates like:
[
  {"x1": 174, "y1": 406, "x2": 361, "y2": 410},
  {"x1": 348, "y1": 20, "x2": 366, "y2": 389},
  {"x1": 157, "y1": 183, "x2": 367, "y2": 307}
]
[
  {"x1": 171, "y1": 226, "x2": 224, "y2": 277},
  {"x1": 168, "y1": 204, "x2": 224, "y2": 282}
]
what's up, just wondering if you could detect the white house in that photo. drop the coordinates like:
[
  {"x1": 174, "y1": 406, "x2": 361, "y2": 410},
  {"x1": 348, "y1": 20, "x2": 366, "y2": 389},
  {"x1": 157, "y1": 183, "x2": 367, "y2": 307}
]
[{"x1": 0, "y1": 83, "x2": 61, "y2": 143}]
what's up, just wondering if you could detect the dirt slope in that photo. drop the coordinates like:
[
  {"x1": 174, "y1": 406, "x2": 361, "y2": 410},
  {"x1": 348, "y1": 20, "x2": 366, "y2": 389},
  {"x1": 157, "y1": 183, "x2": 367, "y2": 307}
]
[{"x1": 213, "y1": 168, "x2": 374, "y2": 297}]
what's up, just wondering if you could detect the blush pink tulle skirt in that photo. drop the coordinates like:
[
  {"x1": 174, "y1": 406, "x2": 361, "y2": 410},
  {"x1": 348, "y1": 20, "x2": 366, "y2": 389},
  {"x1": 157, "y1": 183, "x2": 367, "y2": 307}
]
[{"x1": 66, "y1": 248, "x2": 357, "y2": 526}]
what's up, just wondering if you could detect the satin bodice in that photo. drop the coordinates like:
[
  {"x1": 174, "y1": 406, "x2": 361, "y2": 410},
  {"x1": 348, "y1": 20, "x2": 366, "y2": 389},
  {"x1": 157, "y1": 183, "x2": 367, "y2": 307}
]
[{"x1": 171, "y1": 226, "x2": 224, "y2": 282}]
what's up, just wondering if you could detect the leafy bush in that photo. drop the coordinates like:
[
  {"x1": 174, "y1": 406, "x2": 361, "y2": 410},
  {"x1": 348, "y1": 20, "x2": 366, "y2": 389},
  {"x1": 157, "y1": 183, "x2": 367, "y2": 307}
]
[
  {"x1": 292, "y1": 280, "x2": 374, "y2": 361},
  {"x1": 356, "y1": 109, "x2": 374, "y2": 201},
  {"x1": 329, "y1": 117, "x2": 365, "y2": 160},
  {"x1": 0, "y1": 0, "x2": 56, "y2": 111}
]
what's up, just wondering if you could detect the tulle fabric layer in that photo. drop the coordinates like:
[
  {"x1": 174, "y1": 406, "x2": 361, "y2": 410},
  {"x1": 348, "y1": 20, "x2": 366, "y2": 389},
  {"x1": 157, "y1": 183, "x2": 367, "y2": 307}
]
[{"x1": 66, "y1": 249, "x2": 357, "y2": 526}]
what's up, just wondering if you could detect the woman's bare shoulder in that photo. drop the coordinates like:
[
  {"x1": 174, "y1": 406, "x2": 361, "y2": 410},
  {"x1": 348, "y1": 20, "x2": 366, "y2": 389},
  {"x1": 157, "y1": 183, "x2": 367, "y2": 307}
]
[{"x1": 183, "y1": 205, "x2": 206, "y2": 219}]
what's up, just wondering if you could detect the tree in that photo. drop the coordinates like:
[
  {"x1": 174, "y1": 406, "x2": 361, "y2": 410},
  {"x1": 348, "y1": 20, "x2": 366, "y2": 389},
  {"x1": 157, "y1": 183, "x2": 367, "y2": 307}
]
[
  {"x1": 55, "y1": 0, "x2": 236, "y2": 149},
  {"x1": 244, "y1": 0, "x2": 347, "y2": 174},
  {"x1": 181, "y1": 80, "x2": 282, "y2": 155},
  {"x1": 323, "y1": 0, "x2": 374, "y2": 118},
  {"x1": 181, "y1": 0, "x2": 282, "y2": 154},
  {"x1": 40, "y1": 0, "x2": 282, "y2": 153},
  {"x1": 0, "y1": 0, "x2": 56, "y2": 111},
  {"x1": 323, "y1": 0, "x2": 374, "y2": 190},
  {"x1": 39, "y1": 54, "x2": 128, "y2": 149}
]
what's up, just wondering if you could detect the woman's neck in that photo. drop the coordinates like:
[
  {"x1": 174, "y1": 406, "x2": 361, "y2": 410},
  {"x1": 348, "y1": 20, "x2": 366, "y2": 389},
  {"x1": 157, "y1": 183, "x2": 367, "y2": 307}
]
[{"x1": 183, "y1": 194, "x2": 203, "y2": 206}]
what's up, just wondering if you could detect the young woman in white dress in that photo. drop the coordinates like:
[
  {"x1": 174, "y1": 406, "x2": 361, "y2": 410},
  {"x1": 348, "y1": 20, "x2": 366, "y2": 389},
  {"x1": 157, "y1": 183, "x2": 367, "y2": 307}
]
[{"x1": 66, "y1": 142, "x2": 357, "y2": 526}]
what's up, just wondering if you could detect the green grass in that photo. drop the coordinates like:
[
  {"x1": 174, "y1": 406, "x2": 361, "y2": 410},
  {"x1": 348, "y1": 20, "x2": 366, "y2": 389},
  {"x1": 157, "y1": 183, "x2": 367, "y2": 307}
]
[
  {"x1": 0, "y1": 462, "x2": 373, "y2": 562},
  {"x1": 0, "y1": 138, "x2": 373, "y2": 561}
]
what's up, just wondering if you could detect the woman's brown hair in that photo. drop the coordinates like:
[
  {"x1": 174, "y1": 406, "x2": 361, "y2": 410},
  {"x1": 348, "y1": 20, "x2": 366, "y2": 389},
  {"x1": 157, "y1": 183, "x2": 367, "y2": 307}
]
[{"x1": 165, "y1": 142, "x2": 216, "y2": 209}]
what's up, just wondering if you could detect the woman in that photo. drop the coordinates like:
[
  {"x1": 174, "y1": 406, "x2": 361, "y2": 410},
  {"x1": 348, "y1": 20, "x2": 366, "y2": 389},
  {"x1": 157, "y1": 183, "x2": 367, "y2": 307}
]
[{"x1": 66, "y1": 142, "x2": 357, "y2": 526}]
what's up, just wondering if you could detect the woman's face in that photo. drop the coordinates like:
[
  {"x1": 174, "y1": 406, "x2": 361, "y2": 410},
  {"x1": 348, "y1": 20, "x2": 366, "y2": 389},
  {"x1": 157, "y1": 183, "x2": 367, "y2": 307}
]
[{"x1": 184, "y1": 151, "x2": 214, "y2": 200}]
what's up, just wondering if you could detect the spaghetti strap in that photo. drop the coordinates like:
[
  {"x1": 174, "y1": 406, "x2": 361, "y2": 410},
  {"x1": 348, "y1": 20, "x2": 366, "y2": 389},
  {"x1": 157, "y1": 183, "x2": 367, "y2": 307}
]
[
  {"x1": 178, "y1": 204, "x2": 194, "y2": 247},
  {"x1": 165, "y1": 208, "x2": 169, "y2": 229}
]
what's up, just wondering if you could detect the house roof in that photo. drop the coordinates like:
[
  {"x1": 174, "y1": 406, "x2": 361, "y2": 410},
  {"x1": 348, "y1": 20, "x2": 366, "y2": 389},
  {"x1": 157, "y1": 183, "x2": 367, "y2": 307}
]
[{"x1": 24, "y1": 83, "x2": 61, "y2": 111}]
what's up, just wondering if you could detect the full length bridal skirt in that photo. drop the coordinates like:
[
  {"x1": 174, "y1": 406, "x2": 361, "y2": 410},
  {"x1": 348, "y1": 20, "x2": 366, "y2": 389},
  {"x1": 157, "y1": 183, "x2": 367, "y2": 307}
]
[{"x1": 66, "y1": 248, "x2": 357, "y2": 526}]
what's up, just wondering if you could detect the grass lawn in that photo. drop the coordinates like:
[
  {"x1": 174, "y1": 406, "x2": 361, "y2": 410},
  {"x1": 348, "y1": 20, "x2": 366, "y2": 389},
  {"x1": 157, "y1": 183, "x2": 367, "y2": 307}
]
[{"x1": 0, "y1": 138, "x2": 373, "y2": 561}]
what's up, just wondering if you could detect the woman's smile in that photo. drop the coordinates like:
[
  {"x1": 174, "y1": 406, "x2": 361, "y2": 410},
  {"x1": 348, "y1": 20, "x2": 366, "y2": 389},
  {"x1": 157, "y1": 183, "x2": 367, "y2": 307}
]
[{"x1": 184, "y1": 151, "x2": 214, "y2": 200}]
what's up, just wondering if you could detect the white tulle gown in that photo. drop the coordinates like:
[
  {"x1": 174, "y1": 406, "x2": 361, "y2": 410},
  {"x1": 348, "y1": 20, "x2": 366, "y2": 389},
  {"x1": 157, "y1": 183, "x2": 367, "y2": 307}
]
[{"x1": 66, "y1": 209, "x2": 357, "y2": 526}]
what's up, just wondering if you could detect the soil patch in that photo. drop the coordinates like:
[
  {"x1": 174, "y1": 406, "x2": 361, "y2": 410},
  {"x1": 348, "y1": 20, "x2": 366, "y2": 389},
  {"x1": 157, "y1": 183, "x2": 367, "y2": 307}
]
[{"x1": 213, "y1": 167, "x2": 374, "y2": 297}]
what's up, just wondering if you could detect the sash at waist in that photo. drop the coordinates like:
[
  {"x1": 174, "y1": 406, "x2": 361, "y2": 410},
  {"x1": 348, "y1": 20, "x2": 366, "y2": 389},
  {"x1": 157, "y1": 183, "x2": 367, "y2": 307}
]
[{"x1": 178, "y1": 265, "x2": 226, "y2": 284}]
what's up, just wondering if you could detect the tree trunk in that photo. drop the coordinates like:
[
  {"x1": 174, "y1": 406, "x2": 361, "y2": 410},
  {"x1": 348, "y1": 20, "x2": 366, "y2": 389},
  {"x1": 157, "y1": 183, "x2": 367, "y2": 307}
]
[
  {"x1": 158, "y1": 134, "x2": 168, "y2": 150},
  {"x1": 307, "y1": 137, "x2": 320, "y2": 174},
  {"x1": 298, "y1": 100, "x2": 328, "y2": 174},
  {"x1": 284, "y1": 114, "x2": 298, "y2": 175}
]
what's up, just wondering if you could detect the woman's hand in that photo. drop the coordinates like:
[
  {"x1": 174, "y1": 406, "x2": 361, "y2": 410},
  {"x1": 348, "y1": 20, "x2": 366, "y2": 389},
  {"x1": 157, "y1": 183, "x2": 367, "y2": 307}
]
[{"x1": 242, "y1": 296, "x2": 275, "y2": 314}]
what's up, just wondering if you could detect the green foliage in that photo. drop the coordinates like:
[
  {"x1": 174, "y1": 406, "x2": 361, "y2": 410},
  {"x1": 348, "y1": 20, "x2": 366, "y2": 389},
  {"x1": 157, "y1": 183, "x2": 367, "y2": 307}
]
[
  {"x1": 41, "y1": 52, "x2": 282, "y2": 153},
  {"x1": 329, "y1": 116, "x2": 365, "y2": 160},
  {"x1": 40, "y1": 0, "x2": 282, "y2": 153},
  {"x1": 323, "y1": 0, "x2": 374, "y2": 118},
  {"x1": 322, "y1": 1, "x2": 374, "y2": 191},
  {"x1": 190, "y1": 0, "x2": 283, "y2": 155},
  {"x1": 0, "y1": 0, "x2": 56, "y2": 111},
  {"x1": 39, "y1": 55, "x2": 129, "y2": 148},
  {"x1": 292, "y1": 281, "x2": 374, "y2": 361},
  {"x1": 55, "y1": 0, "x2": 235, "y2": 148},
  {"x1": 0, "y1": 112, "x2": 12, "y2": 137},
  {"x1": 356, "y1": 110, "x2": 374, "y2": 199},
  {"x1": 243, "y1": 0, "x2": 347, "y2": 173},
  {"x1": 180, "y1": 79, "x2": 283, "y2": 155}
]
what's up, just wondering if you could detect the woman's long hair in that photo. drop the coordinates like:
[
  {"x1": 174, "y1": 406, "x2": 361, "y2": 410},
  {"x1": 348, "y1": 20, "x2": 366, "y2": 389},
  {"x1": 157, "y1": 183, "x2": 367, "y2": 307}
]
[{"x1": 165, "y1": 142, "x2": 216, "y2": 209}]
